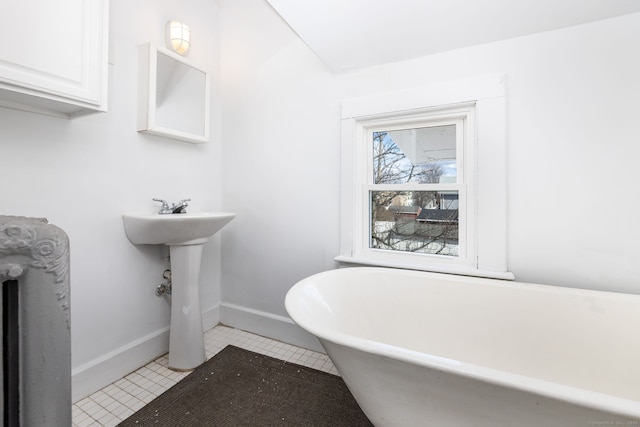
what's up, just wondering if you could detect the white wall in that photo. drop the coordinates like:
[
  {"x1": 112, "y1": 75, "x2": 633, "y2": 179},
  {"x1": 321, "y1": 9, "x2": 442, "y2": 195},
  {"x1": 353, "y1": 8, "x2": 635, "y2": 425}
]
[
  {"x1": 220, "y1": 0, "x2": 340, "y2": 323},
  {"x1": 220, "y1": 0, "x2": 640, "y2": 339},
  {"x1": 0, "y1": 0, "x2": 222, "y2": 400}
]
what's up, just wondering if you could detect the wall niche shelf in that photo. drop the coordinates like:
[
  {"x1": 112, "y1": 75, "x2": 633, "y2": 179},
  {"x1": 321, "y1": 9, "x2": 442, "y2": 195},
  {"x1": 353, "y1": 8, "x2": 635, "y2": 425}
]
[{"x1": 137, "y1": 43, "x2": 211, "y2": 144}]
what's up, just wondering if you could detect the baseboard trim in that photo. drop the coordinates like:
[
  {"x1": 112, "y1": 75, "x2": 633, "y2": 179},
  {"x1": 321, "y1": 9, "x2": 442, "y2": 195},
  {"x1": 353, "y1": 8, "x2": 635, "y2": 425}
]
[
  {"x1": 71, "y1": 304, "x2": 322, "y2": 402},
  {"x1": 202, "y1": 304, "x2": 221, "y2": 331},
  {"x1": 71, "y1": 326, "x2": 169, "y2": 402},
  {"x1": 72, "y1": 305, "x2": 221, "y2": 402},
  {"x1": 220, "y1": 302, "x2": 324, "y2": 353}
]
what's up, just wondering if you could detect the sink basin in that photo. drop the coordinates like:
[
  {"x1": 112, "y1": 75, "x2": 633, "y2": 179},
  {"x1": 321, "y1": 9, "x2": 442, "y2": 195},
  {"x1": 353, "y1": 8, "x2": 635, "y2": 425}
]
[
  {"x1": 122, "y1": 211, "x2": 236, "y2": 370},
  {"x1": 122, "y1": 212, "x2": 236, "y2": 246}
]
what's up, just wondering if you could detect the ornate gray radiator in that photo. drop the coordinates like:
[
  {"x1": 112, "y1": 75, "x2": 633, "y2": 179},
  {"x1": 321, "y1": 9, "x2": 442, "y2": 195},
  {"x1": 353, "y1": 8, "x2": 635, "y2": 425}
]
[{"x1": 0, "y1": 216, "x2": 71, "y2": 426}]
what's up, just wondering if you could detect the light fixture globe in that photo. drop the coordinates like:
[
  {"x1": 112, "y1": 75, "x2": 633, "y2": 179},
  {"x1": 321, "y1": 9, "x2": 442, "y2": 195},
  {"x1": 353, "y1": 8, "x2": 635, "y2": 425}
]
[{"x1": 165, "y1": 20, "x2": 190, "y2": 56}]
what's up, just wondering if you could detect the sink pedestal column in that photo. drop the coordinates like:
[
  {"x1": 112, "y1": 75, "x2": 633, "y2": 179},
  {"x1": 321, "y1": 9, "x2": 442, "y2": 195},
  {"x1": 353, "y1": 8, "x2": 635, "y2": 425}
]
[{"x1": 168, "y1": 244, "x2": 206, "y2": 370}]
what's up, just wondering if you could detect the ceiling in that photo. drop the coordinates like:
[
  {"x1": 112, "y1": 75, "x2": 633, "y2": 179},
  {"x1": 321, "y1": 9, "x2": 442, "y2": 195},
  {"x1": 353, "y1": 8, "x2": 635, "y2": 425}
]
[{"x1": 266, "y1": 0, "x2": 640, "y2": 72}]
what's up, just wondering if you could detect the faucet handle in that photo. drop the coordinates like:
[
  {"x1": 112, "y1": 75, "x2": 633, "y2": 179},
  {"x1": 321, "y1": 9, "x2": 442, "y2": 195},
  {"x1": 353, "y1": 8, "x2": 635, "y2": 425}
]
[{"x1": 152, "y1": 198, "x2": 171, "y2": 213}]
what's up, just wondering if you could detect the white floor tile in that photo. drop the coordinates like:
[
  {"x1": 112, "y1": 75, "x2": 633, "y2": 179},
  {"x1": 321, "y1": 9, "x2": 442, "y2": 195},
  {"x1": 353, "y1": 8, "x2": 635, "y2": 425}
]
[{"x1": 72, "y1": 325, "x2": 336, "y2": 425}]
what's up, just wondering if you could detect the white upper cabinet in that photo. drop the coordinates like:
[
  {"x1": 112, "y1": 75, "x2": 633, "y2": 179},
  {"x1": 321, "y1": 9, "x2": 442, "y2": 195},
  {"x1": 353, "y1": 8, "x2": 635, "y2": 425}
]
[{"x1": 0, "y1": 0, "x2": 109, "y2": 118}]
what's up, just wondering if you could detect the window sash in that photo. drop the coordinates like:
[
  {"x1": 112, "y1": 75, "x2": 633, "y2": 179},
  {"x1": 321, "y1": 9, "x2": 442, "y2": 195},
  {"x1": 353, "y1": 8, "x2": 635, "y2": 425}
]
[
  {"x1": 361, "y1": 184, "x2": 469, "y2": 263},
  {"x1": 359, "y1": 113, "x2": 472, "y2": 265},
  {"x1": 366, "y1": 118, "x2": 466, "y2": 186}
]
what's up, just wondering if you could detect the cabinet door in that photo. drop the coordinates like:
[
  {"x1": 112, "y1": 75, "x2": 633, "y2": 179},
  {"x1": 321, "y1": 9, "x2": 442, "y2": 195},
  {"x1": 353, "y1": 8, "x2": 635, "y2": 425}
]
[{"x1": 0, "y1": 0, "x2": 108, "y2": 117}]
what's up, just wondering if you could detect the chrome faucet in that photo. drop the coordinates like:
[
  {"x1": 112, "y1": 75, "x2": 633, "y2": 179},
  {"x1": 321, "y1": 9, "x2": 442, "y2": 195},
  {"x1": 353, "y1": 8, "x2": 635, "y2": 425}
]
[
  {"x1": 171, "y1": 199, "x2": 191, "y2": 214},
  {"x1": 153, "y1": 198, "x2": 191, "y2": 214}
]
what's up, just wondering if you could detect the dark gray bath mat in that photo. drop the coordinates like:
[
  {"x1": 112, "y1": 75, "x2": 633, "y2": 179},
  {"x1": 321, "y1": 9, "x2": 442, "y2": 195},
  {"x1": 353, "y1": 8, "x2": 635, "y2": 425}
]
[{"x1": 118, "y1": 345, "x2": 373, "y2": 426}]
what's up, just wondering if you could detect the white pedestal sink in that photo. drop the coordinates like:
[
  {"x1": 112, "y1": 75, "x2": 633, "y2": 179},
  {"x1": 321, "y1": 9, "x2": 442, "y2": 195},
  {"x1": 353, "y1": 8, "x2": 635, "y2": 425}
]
[{"x1": 122, "y1": 212, "x2": 235, "y2": 370}]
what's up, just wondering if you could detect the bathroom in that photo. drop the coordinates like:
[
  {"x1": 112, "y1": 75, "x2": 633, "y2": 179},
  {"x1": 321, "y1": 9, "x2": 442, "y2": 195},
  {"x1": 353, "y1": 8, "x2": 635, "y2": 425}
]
[{"x1": 1, "y1": 0, "x2": 640, "y2": 425}]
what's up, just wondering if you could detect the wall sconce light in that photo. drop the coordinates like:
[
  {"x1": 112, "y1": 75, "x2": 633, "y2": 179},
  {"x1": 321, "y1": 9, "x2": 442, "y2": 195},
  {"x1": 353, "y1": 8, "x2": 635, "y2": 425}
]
[{"x1": 165, "y1": 20, "x2": 190, "y2": 56}]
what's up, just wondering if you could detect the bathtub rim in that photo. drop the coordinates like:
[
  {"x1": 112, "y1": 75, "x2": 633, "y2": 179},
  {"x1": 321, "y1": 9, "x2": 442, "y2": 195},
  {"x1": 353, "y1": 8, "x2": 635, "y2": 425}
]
[{"x1": 285, "y1": 267, "x2": 640, "y2": 420}]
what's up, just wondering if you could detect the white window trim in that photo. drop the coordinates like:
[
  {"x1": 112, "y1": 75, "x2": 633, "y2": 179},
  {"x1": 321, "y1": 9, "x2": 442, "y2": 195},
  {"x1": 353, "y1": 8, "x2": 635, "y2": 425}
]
[{"x1": 336, "y1": 74, "x2": 514, "y2": 280}]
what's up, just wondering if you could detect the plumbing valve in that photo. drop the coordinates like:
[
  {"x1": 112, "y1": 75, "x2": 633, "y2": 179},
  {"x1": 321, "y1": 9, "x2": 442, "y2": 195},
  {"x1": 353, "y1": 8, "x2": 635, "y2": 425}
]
[{"x1": 156, "y1": 269, "x2": 172, "y2": 296}]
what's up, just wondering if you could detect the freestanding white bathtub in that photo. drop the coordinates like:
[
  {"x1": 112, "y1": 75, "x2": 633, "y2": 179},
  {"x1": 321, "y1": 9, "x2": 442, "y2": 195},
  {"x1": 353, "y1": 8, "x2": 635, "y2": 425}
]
[{"x1": 285, "y1": 267, "x2": 640, "y2": 427}]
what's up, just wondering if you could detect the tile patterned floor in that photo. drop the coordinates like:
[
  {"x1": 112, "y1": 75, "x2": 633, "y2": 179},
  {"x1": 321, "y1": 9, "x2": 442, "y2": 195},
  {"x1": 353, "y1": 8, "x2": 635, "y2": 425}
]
[{"x1": 72, "y1": 325, "x2": 337, "y2": 427}]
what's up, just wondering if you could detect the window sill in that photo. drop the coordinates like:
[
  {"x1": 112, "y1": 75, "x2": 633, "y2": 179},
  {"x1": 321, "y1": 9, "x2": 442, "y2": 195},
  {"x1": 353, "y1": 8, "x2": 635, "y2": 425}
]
[{"x1": 334, "y1": 255, "x2": 515, "y2": 281}]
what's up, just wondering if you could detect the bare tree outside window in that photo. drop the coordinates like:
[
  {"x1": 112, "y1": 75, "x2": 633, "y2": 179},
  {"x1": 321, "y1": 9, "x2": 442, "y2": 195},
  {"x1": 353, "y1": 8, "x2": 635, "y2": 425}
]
[{"x1": 370, "y1": 130, "x2": 459, "y2": 256}]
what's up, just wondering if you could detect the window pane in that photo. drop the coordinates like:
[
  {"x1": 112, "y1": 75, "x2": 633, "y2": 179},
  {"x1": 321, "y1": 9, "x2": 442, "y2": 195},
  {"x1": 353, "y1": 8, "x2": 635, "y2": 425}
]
[
  {"x1": 373, "y1": 125, "x2": 457, "y2": 184},
  {"x1": 370, "y1": 190, "x2": 459, "y2": 256}
]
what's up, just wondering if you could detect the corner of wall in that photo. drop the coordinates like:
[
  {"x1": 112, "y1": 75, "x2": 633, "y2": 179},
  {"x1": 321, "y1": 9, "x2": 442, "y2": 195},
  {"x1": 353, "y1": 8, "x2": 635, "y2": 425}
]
[{"x1": 220, "y1": 302, "x2": 324, "y2": 353}]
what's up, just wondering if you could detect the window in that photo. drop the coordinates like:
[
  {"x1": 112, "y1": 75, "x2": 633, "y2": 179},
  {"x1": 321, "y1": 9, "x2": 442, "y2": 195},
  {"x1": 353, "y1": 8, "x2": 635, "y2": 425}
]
[
  {"x1": 336, "y1": 75, "x2": 513, "y2": 279},
  {"x1": 366, "y1": 107, "x2": 473, "y2": 264}
]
